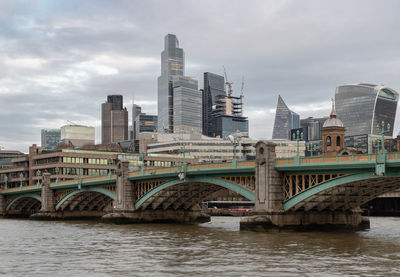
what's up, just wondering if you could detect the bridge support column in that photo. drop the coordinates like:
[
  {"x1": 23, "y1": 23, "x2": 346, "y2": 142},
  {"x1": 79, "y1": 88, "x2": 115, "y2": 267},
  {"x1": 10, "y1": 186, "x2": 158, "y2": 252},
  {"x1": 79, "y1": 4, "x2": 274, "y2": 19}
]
[
  {"x1": 240, "y1": 141, "x2": 370, "y2": 231},
  {"x1": 0, "y1": 194, "x2": 6, "y2": 216},
  {"x1": 102, "y1": 161, "x2": 137, "y2": 223},
  {"x1": 31, "y1": 172, "x2": 57, "y2": 220}
]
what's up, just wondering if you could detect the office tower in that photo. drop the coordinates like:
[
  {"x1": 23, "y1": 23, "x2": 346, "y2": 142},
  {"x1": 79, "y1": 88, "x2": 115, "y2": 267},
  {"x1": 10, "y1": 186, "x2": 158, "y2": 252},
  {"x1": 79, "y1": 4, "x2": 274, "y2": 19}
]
[
  {"x1": 300, "y1": 117, "x2": 329, "y2": 141},
  {"x1": 101, "y1": 95, "x2": 129, "y2": 144},
  {"x1": 335, "y1": 84, "x2": 398, "y2": 137},
  {"x1": 41, "y1": 129, "x2": 61, "y2": 150},
  {"x1": 202, "y1": 72, "x2": 226, "y2": 137},
  {"x1": 272, "y1": 95, "x2": 300, "y2": 140},
  {"x1": 131, "y1": 102, "x2": 142, "y2": 140},
  {"x1": 172, "y1": 76, "x2": 202, "y2": 134},
  {"x1": 157, "y1": 34, "x2": 185, "y2": 133},
  {"x1": 60, "y1": 125, "x2": 95, "y2": 147},
  {"x1": 136, "y1": 114, "x2": 158, "y2": 134}
]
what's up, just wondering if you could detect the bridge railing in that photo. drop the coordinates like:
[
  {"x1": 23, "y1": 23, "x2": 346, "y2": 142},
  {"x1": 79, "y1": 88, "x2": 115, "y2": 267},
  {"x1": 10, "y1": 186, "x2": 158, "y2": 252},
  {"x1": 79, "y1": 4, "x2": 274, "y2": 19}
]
[
  {"x1": 275, "y1": 152, "x2": 400, "y2": 167},
  {"x1": 129, "y1": 160, "x2": 256, "y2": 177}
]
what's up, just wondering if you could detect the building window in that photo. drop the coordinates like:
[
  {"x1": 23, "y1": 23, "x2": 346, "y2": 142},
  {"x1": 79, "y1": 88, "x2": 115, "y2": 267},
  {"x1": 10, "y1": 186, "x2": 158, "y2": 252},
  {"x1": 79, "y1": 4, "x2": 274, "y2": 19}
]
[{"x1": 336, "y1": 136, "x2": 341, "y2": 147}]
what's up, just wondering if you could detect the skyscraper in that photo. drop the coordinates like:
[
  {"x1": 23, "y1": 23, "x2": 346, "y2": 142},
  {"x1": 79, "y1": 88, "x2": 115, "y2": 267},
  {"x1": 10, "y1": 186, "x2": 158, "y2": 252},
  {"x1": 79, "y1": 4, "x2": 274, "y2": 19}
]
[
  {"x1": 131, "y1": 102, "x2": 142, "y2": 140},
  {"x1": 157, "y1": 34, "x2": 185, "y2": 133},
  {"x1": 202, "y1": 72, "x2": 226, "y2": 137},
  {"x1": 102, "y1": 95, "x2": 129, "y2": 144},
  {"x1": 172, "y1": 76, "x2": 202, "y2": 134},
  {"x1": 272, "y1": 95, "x2": 300, "y2": 140},
  {"x1": 335, "y1": 84, "x2": 398, "y2": 137}
]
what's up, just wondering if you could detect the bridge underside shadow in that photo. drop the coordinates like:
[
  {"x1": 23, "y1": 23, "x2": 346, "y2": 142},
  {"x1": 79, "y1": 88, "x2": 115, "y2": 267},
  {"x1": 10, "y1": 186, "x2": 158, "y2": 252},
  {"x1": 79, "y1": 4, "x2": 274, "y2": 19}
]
[
  {"x1": 104, "y1": 178, "x2": 255, "y2": 224},
  {"x1": 7, "y1": 195, "x2": 42, "y2": 218},
  {"x1": 56, "y1": 191, "x2": 114, "y2": 219},
  {"x1": 284, "y1": 174, "x2": 400, "y2": 212}
]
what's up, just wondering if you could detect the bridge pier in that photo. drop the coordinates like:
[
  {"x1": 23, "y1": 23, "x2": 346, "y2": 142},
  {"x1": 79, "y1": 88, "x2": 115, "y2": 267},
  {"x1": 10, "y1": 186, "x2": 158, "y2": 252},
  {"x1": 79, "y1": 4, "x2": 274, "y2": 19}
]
[
  {"x1": 0, "y1": 194, "x2": 6, "y2": 217},
  {"x1": 31, "y1": 172, "x2": 57, "y2": 220},
  {"x1": 240, "y1": 141, "x2": 370, "y2": 231}
]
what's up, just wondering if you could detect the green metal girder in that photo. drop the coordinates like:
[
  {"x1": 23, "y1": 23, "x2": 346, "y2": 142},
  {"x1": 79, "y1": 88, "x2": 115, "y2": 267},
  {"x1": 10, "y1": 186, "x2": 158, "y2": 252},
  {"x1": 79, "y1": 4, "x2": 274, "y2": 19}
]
[
  {"x1": 6, "y1": 193, "x2": 42, "y2": 211},
  {"x1": 135, "y1": 175, "x2": 256, "y2": 209},
  {"x1": 55, "y1": 187, "x2": 116, "y2": 211},
  {"x1": 283, "y1": 170, "x2": 400, "y2": 211}
]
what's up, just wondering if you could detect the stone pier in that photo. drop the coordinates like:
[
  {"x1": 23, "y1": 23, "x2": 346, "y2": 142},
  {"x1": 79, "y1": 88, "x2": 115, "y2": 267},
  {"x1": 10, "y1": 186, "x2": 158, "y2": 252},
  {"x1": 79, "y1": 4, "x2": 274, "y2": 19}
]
[
  {"x1": 0, "y1": 194, "x2": 6, "y2": 217},
  {"x1": 31, "y1": 172, "x2": 57, "y2": 220},
  {"x1": 240, "y1": 141, "x2": 370, "y2": 231}
]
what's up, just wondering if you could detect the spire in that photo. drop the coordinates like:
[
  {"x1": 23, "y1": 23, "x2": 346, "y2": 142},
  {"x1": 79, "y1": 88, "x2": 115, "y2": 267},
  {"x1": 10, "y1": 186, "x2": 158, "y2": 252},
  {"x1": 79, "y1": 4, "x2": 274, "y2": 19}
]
[{"x1": 330, "y1": 98, "x2": 337, "y2": 119}]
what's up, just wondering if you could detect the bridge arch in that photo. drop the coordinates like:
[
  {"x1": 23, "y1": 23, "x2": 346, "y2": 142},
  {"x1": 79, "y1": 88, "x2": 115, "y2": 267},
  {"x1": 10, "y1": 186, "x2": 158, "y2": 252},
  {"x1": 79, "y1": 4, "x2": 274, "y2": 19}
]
[
  {"x1": 135, "y1": 176, "x2": 255, "y2": 210},
  {"x1": 56, "y1": 187, "x2": 116, "y2": 211},
  {"x1": 284, "y1": 171, "x2": 400, "y2": 212},
  {"x1": 6, "y1": 194, "x2": 42, "y2": 212}
]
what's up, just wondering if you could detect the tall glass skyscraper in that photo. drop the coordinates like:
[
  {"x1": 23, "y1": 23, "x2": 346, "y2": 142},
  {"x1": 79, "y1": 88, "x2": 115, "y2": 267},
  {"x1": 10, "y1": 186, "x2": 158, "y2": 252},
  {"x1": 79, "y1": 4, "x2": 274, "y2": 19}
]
[
  {"x1": 335, "y1": 84, "x2": 398, "y2": 137},
  {"x1": 272, "y1": 95, "x2": 300, "y2": 139},
  {"x1": 202, "y1": 72, "x2": 226, "y2": 137},
  {"x1": 157, "y1": 34, "x2": 185, "y2": 133}
]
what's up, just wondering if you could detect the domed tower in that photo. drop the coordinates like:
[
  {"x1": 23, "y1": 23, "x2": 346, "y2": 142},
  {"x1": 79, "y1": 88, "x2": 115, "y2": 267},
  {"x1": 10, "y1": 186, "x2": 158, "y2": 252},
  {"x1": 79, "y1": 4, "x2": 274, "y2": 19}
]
[{"x1": 322, "y1": 99, "x2": 345, "y2": 156}]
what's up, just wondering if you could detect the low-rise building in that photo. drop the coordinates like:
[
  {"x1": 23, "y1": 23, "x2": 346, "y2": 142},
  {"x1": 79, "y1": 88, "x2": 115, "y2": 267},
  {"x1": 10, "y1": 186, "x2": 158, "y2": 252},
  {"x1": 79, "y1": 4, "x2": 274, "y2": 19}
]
[{"x1": 60, "y1": 125, "x2": 95, "y2": 147}]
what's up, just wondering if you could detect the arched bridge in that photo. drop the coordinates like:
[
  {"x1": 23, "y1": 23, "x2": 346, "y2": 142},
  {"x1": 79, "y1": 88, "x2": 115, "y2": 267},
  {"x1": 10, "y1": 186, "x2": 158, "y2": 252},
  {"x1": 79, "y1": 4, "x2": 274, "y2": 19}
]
[
  {"x1": 0, "y1": 161, "x2": 255, "y2": 220},
  {"x1": 3, "y1": 140, "x2": 400, "y2": 229}
]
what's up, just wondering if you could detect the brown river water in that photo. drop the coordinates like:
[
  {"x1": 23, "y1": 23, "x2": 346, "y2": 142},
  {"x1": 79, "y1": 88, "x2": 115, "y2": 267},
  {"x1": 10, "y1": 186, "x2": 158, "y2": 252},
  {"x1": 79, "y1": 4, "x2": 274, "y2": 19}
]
[{"x1": 0, "y1": 216, "x2": 399, "y2": 277}]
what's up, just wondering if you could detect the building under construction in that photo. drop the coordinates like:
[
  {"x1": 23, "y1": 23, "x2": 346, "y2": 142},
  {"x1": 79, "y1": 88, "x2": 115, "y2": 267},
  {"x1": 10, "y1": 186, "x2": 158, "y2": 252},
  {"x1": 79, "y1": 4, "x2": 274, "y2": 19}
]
[{"x1": 202, "y1": 69, "x2": 248, "y2": 138}]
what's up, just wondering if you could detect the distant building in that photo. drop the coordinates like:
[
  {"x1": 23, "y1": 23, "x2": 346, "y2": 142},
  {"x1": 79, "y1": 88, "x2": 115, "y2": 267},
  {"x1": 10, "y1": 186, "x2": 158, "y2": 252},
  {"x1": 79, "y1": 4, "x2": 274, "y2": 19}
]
[
  {"x1": 172, "y1": 76, "x2": 202, "y2": 134},
  {"x1": 136, "y1": 114, "x2": 158, "y2": 135},
  {"x1": 202, "y1": 72, "x2": 226, "y2": 137},
  {"x1": 131, "y1": 102, "x2": 142, "y2": 140},
  {"x1": 41, "y1": 129, "x2": 61, "y2": 150},
  {"x1": 271, "y1": 139, "x2": 306, "y2": 158},
  {"x1": 272, "y1": 95, "x2": 300, "y2": 140},
  {"x1": 102, "y1": 95, "x2": 129, "y2": 143},
  {"x1": 300, "y1": 117, "x2": 328, "y2": 141},
  {"x1": 157, "y1": 34, "x2": 185, "y2": 133},
  {"x1": 60, "y1": 125, "x2": 95, "y2": 147},
  {"x1": 335, "y1": 84, "x2": 398, "y2": 137}
]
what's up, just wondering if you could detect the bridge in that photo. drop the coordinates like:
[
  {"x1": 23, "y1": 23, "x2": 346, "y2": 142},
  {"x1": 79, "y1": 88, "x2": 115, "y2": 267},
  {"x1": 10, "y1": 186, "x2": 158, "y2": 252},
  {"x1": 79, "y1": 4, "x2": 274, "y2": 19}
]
[
  {"x1": 1, "y1": 140, "x2": 400, "y2": 229},
  {"x1": 0, "y1": 160, "x2": 255, "y2": 223}
]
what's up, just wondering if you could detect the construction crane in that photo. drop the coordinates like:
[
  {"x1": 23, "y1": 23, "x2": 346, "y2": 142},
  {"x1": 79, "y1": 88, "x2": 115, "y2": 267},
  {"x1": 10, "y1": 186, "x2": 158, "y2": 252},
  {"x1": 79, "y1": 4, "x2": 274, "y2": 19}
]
[
  {"x1": 241, "y1": 76, "x2": 245, "y2": 96},
  {"x1": 223, "y1": 65, "x2": 233, "y2": 96}
]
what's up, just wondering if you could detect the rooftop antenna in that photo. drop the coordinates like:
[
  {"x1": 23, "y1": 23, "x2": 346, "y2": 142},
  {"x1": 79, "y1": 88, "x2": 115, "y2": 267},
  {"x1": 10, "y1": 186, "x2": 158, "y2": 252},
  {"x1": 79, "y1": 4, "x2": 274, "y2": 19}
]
[{"x1": 223, "y1": 65, "x2": 233, "y2": 96}]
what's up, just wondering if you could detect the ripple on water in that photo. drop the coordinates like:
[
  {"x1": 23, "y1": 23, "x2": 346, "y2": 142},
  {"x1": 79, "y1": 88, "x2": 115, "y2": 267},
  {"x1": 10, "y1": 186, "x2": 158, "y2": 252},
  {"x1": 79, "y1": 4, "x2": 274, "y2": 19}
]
[{"x1": 0, "y1": 217, "x2": 400, "y2": 276}]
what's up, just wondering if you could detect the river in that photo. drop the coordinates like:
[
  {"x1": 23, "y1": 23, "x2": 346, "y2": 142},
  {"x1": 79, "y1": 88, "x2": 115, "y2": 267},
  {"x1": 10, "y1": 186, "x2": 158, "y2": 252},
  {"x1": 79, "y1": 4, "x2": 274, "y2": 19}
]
[{"x1": 0, "y1": 216, "x2": 399, "y2": 277}]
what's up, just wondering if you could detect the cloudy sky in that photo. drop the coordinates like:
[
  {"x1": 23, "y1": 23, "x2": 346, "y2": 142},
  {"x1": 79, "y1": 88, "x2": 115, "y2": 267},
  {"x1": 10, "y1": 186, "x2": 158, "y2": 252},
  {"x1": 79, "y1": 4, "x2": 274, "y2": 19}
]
[{"x1": 1, "y1": 0, "x2": 400, "y2": 152}]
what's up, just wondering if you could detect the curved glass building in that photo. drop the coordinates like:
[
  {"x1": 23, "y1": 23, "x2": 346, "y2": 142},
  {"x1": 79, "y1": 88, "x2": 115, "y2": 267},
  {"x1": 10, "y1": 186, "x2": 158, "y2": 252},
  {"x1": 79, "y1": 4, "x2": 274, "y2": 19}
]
[{"x1": 335, "y1": 84, "x2": 398, "y2": 137}]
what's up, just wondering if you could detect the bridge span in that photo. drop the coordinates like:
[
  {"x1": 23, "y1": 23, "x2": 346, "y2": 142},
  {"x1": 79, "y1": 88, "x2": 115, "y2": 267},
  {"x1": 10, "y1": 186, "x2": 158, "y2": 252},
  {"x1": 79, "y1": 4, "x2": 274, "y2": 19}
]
[{"x1": 2, "y1": 140, "x2": 400, "y2": 230}]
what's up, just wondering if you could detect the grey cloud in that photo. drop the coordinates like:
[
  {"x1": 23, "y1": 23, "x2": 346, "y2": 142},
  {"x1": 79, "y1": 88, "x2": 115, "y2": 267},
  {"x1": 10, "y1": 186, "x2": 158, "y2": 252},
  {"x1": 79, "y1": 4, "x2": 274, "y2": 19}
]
[{"x1": 1, "y1": 0, "x2": 400, "y2": 151}]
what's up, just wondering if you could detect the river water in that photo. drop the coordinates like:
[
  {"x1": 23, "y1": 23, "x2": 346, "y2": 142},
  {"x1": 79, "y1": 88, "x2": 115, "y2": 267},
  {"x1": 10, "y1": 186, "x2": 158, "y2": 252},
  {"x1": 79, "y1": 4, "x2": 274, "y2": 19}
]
[{"x1": 0, "y1": 217, "x2": 399, "y2": 277}]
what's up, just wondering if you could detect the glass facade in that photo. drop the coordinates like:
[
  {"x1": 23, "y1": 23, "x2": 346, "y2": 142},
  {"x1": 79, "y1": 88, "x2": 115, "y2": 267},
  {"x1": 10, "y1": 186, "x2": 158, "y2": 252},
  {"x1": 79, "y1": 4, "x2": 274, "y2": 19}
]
[
  {"x1": 172, "y1": 76, "x2": 202, "y2": 134},
  {"x1": 157, "y1": 34, "x2": 185, "y2": 133},
  {"x1": 41, "y1": 129, "x2": 61, "y2": 150},
  {"x1": 300, "y1": 117, "x2": 328, "y2": 141},
  {"x1": 202, "y1": 72, "x2": 226, "y2": 137},
  {"x1": 335, "y1": 84, "x2": 398, "y2": 137},
  {"x1": 216, "y1": 116, "x2": 249, "y2": 138},
  {"x1": 137, "y1": 114, "x2": 158, "y2": 133},
  {"x1": 272, "y1": 95, "x2": 300, "y2": 139}
]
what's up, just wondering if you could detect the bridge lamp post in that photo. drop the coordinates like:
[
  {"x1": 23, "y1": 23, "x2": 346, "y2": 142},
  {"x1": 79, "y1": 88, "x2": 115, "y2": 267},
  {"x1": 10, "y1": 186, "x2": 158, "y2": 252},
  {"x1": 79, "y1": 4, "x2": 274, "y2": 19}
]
[
  {"x1": 306, "y1": 143, "x2": 318, "y2": 157},
  {"x1": 108, "y1": 158, "x2": 112, "y2": 178},
  {"x1": 19, "y1": 172, "x2": 23, "y2": 188},
  {"x1": 292, "y1": 130, "x2": 304, "y2": 157},
  {"x1": 378, "y1": 121, "x2": 390, "y2": 153},
  {"x1": 55, "y1": 166, "x2": 59, "y2": 185},
  {"x1": 36, "y1": 170, "x2": 41, "y2": 187}
]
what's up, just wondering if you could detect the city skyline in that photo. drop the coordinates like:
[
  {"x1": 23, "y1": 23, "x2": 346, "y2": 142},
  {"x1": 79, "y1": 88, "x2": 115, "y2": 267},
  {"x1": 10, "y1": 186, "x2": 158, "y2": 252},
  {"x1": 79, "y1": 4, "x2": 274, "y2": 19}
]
[{"x1": 2, "y1": 1, "x2": 400, "y2": 151}]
